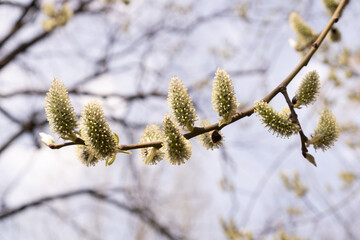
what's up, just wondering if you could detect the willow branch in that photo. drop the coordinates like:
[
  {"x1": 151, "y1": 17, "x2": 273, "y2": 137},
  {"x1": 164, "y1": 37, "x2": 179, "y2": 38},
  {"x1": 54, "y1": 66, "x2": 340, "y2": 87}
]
[{"x1": 46, "y1": 0, "x2": 349, "y2": 153}]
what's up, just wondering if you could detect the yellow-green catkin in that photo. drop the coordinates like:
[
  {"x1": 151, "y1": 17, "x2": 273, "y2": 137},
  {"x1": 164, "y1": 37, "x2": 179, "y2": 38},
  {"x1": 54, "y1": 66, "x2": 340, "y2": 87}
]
[
  {"x1": 254, "y1": 101, "x2": 299, "y2": 138},
  {"x1": 212, "y1": 68, "x2": 238, "y2": 124},
  {"x1": 167, "y1": 76, "x2": 197, "y2": 131},
  {"x1": 339, "y1": 171, "x2": 356, "y2": 188},
  {"x1": 45, "y1": 78, "x2": 78, "y2": 140},
  {"x1": 80, "y1": 100, "x2": 117, "y2": 159},
  {"x1": 42, "y1": 3, "x2": 73, "y2": 32},
  {"x1": 289, "y1": 12, "x2": 317, "y2": 48},
  {"x1": 76, "y1": 145, "x2": 100, "y2": 167},
  {"x1": 221, "y1": 219, "x2": 254, "y2": 240},
  {"x1": 322, "y1": 0, "x2": 339, "y2": 15},
  {"x1": 274, "y1": 230, "x2": 306, "y2": 240},
  {"x1": 294, "y1": 70, "x2": 320, "y2": 108},
  {"x1": 280, "y1": 171, "x2": 308, "y2": 197},
  {"x1": 139, "y1": 124, "x2": 164, "y2": 165},
  {"x1": 162, "y1": 115, "x2": 191, "y2": 165},
  {"x1": 310, "y1": 109, "x2": 339, "y2": 151},
  {"x1": 198, "y1": 120, "x2": 223, "y2": 150}
]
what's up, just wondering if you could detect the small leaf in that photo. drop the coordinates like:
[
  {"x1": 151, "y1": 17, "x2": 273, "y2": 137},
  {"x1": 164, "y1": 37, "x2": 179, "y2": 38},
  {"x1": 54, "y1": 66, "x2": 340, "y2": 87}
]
[
  {"x1": 106, "y1": 155, "x2": 116, "y2": 166},
  {"x1": 113, "y1": 132, "x2": 120, "y2": 145},
  {"x1": 118, "y1": 150, "x2": 132, "y2": 154},
  {"x1": 305, "y1": 153, "x2": 317, "y2": 167}
]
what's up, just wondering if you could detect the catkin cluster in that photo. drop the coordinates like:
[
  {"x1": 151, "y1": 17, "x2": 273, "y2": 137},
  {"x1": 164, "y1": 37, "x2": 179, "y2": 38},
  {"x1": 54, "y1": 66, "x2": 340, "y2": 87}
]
[
  {"x1": 45, "y1": 79, "x2": 119, "y2": 166},
  {"x1": 140, "y1": 69, "x2": 238, "y2": 165},
  {"x1": 289, "y1": 0, "x2": 342, "y2": 51},
  {"x1": 44, "y1": 65, "x2": 340, "y2": 166},
  {"x1": 42, "y1": 3, "x2": 73, "y2": 32},
  {"x1": 42, "y1": 0, "x2": 345, "y2": 168}
]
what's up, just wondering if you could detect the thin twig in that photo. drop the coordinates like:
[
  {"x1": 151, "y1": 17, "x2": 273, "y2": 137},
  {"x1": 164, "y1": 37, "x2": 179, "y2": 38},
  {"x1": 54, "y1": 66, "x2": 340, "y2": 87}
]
[
  {"x1": 0, "y1": 188, "x2": 183, "y2": 240},
  {"x1": 48, "y1": 138, "x2": 85, "y2": 149},
  {"x1": 279, "y1": 87, "x2": 314, "y2": 166}
]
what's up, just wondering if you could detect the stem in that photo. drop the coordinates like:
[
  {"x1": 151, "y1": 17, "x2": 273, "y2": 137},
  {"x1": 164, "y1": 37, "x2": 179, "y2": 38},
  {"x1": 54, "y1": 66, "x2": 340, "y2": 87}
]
[{"x1": 48, "y1": 138, "x2": 84, "y2": 149}]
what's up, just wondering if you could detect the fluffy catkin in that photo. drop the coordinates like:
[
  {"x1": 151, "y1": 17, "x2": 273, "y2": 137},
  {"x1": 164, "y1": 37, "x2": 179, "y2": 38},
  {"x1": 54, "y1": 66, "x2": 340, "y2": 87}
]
[
  {"x1": 80, "y1": 100, "x2": 117, "y2": 159},
  {"x1": 321, "y1": 0, "x2": 339, "y2": 15},
  {"x1": 289, "y1": 12, "x2": 317, "y2": 47},
  {"x1": 198, "y1": 120, "x2": 224, "y2": 150},
  {"x1": 254, "y1": 101, "x2": 299, "y2": 138},
  {"x1": 45, "y1": 78, "x2": 78, "y2": 140},
  {"x1": 295, "y1": 70, "x2": 320, "y2": 107},
  {"x1": 212, "y1": 68, "x2": 238, "y2": 124},
  {"x1": 139, "y1": 124, "x2": 164, "y2": 165},
  {"x1": 167, "y1": 76, "x2": 197, "y2": 131},
  {"x1": 162, "y1": 115, "x2": 191, "y2": 165},
  {"x1": 311, "y1": 109, "x2": 339, "y2": 151},
  {"x1": 76, "y1": 145, "x2": 100, "y2": 167}
]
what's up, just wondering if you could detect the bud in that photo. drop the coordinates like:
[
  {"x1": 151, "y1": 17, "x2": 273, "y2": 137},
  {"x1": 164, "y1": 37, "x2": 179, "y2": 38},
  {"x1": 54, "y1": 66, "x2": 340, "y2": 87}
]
[
  {"x1": 162, "y1": 115, "x2": 191, "y2": 165},
  {"x1": 254, "y1": 101, "x2": 299, "y2": 138},
  {"x1": 289, "y1": 12, "x2": 317, "y2": 48},
  {"x1": 294, "y1": 70, "x2": 320, "y2": 108},
  {"x1": 322, "y1": 0, "x2": 339, "y2": 15},
  {"x1": 39, "y1": 132, "x2": 55, "y2": 146},
  {"x1": 80, "y1": 100, "x2": 117, "y2": 159},
  {"x1": 309, "y1": 109, "x2": 339, "y2": 151},
  {"x1": 305, "y1": 153, "x2": 317, "y2": 167},
  {"x1": 45, "y1": 78, "x2": 78, "y2": 140},
  {"x1": 212, "y1": 68, "x2": 238, "y2": 124},
  {"x1": 139, "y1": 124, "x2": 164, "y2": 165},
  {"x1": 167, "y1": 76, "x2": 197, "y2": 131},
  {"x1": 198, "y1": 120, "x2": 224, "y2": 150},
  {"x1": 288, "y1": 38, "x2": 300, "y2": 51},
  {"x1": 328, "y1": 27, "x2": 341, "y2": 43},
  {"x1": 76, "y1": 145, "x2": 100, "y2": 167}
]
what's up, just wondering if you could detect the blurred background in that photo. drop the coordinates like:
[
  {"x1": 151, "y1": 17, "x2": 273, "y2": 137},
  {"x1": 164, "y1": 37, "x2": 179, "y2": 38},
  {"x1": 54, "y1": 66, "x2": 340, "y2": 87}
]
[{"x1": 0, "y1": 0, "x2": 360, "y2": 239}]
